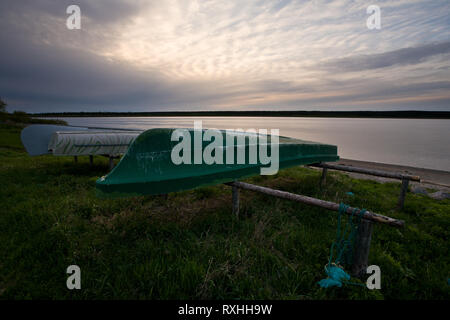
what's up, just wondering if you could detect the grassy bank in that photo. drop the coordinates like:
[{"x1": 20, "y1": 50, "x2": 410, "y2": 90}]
[{"x1": 0, "y1": 123, "x2": 449, "y2": 299}]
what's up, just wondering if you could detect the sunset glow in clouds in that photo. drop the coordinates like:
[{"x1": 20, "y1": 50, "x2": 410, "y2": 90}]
[{"x1": 0, "y1": 0, "x2": 449, "y2": 112}]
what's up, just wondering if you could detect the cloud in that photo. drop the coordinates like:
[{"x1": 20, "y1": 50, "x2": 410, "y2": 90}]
[
  {"x1": 321, "y1": 41, "x2": 450, "y2": 72},
  {"x1": 0, "y1": 0, "x2": 449, "y2": 112}
]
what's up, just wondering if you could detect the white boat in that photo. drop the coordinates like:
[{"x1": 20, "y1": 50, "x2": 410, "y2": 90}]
[
  {"x1": 48, "y1": 130, "x2": 141, "y2": 156},
  {"x1": 21, "y1": 124, "x2": 142, "y2": 157}
]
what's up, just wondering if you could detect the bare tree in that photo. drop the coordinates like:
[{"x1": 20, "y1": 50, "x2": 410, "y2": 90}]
[{"x1": 0, "y1": 98, "x2": 6, "y2": 112}]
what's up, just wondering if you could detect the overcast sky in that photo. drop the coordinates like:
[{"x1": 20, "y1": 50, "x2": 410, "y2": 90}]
[{"x1": 1, "y1": 0, "x2": 449, "y2": 113}]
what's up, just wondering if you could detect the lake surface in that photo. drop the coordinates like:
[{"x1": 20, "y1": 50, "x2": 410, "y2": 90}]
[{"x1": 48, "y1": 117, "x2": 450, "y2": 172}]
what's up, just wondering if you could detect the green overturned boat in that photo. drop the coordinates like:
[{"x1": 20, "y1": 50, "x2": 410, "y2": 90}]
[{"x1": 96, "y1": 128, "x2": 339, "y2": 198}]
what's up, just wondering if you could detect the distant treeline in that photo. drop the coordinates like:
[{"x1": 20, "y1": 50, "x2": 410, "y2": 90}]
[
  {"x1": 33, "y1": 110, "x2": 450, "y2": 119},
  {"x1": 1, "y1": 111, "x2": 67, "y2": 125}
]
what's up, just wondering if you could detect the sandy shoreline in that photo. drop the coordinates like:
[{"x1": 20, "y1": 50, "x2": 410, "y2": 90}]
[{"x1": 318, "y1": 158, "x2": 450, "y2": 192}]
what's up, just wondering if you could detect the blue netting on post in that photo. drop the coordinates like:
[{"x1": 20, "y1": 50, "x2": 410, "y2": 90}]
[{"x1": 318, "y1": 203, "x2": 366, "y2": 288}]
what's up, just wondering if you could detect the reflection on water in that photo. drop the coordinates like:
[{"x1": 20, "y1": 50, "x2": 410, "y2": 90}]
[{"x1": 48, "y1": 116, "x2": 450, "y2": 171}]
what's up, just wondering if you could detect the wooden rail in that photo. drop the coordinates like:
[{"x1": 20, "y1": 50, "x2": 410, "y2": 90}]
[
  {"x1": 310, "y1": 162, "x2": 421, "y2": 210},
  {"x1": 310, "y1": 163, "x2": 420, "y2": 181},
  {"x1": 226, "y1": 181, "x2": 404, "y2": 228}
]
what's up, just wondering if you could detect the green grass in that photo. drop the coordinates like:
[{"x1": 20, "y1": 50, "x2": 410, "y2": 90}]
[{"x1": 0, "y1": 123, "x2": 449, "y2": 299}]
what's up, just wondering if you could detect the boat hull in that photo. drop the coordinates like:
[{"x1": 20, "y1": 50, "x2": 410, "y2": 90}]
[
  {"x1": 21, "y1": 124, "x2": 88, "y2": 156},
  {"x1": 96, "y1": 128, "x2": 339, "y2": 198}
]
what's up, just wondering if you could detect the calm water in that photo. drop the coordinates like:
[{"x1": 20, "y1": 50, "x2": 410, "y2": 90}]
[{"x1": 48, "y1": 117, "x2": 450, "y2": 172}]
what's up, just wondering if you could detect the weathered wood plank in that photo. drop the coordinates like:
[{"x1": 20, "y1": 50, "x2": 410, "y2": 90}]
[
  {"x1": 351, "y1": 219, "x2": 373, "y2": 277},
  {"x1": 397, "y1": 178, "x2": 409, "y2": 210},
  {"x1": 226, "y1": 181, "x2": 404, "y2": 228},
  {"x1": 320, "y1": 167, "x2": 328, "y2": 187},
  {"x1": 232, "y1": 184, "x2": 240, "y2": 217},
  {"x1": 310, "y1": 163, "x2": 420, "y2": 182}
]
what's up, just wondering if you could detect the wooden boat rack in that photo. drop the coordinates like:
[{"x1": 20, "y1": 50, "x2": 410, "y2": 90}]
[{"x1": 226, "y1": 180, "x2": 404, "y2": 277}]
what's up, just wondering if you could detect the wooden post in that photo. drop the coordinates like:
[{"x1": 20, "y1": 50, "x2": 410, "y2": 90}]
[
  {"x1": 320, "y1": 167, "x2": 328, "y2": 187},
  {"x1": 351, "y1": 219, "x2": 373, "y2": 278},
  {"x1": 397, "y1": 178, "x2": 409, "y2": 210},
  {"x1": 89, "y1": 155, "x2": 93, "y2": 166},
  {"x1": 109, "y1": 156, "x2": 115, "y2": 170},
  {"x1": 232, "y1": 183, "x2": 240, "y2": 217},
  {"x1": 74, "y1": 156, "x2": 78, "y2": 163}
]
